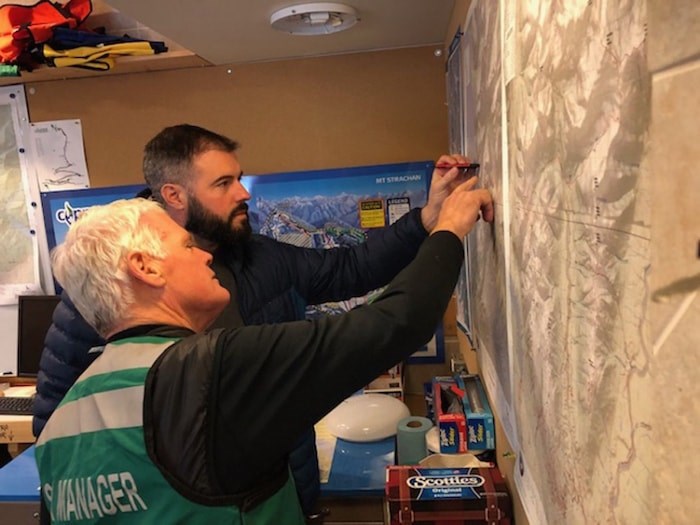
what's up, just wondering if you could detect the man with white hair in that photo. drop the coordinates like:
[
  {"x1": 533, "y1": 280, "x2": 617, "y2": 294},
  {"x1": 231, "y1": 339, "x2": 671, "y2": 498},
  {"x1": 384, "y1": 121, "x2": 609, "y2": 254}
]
[{"x1": 36, "y1": 179, "x2": 493, "y2": 524}]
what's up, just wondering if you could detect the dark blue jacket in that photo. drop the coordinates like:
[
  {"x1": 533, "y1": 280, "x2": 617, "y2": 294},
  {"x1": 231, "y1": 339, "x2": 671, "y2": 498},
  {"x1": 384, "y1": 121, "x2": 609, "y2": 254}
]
[{"x1": 33, "y1": 207, "x2": 428, "y2": 514}]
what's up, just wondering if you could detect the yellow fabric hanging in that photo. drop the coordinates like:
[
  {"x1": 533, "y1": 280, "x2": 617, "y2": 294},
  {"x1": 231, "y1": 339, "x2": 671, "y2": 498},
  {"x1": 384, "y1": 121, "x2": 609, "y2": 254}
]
[{"x1": 42, "y1": 41, "x2": 156, "y2": 69}]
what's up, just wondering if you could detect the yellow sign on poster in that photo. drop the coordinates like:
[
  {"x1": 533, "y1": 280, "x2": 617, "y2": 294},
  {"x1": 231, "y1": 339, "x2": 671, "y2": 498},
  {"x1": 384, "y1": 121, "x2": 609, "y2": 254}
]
[{"x1": 359, "y1": 199, "x2": 386, "y2": 228}]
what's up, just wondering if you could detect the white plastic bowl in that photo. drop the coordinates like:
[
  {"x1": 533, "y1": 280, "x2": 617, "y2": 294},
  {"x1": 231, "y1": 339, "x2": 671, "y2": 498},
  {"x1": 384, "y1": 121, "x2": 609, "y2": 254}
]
[{"x1": 324, "y1": 393, "x2": 410, "y2": 442}]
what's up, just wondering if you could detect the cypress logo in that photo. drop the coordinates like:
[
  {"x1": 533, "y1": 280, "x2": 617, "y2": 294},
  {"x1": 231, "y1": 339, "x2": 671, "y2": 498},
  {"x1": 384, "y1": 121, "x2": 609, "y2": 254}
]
[
  {"x1": 406, "y1": 474, "x2": 485, "y2": 489},
  {"x1": 55, "y1": 202, "x2": 89, "y2": 226}
]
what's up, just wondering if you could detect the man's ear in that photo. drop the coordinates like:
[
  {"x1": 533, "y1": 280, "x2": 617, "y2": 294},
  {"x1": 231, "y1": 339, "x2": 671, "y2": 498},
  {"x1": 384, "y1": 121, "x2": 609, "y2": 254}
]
[
  {"x1": 160, "y1": 183, "x2": 187, "y2": 211},
  {"x1": 125, "y1": 251, "x2": 165, "y2": 287}
]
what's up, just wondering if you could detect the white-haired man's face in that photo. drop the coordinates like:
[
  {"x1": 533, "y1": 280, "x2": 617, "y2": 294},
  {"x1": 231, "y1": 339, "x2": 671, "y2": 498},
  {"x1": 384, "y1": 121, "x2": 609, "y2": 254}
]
[{"x1": 141, "y1": 211, "x2": 230, "y2": 330}]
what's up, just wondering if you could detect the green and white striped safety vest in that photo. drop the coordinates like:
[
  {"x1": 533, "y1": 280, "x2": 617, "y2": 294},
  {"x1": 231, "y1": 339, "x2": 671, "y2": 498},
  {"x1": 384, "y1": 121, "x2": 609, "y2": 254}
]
[{"x1": 35, "y1": 336, "x2": 304, "y2": 524}]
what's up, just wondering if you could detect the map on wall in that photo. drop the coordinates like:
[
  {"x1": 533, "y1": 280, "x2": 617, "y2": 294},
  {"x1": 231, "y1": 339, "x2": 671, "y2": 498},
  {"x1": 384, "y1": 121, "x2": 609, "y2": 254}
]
[
  {"x1": 445, "y1": 28, "x2": 474, "y2": 342},
  {"x1": 446, "y1": 31, "x2": 464, "y2": 158},
  {"x1": 0, "y1": 86, "x2": 43, "y2": 305},
  {"x1": 462, "y1": 0, "x2": 516, "y2": 447},
  {"x1": 460, "y1": 1, "x2": 652, "y2": 523},
  {"x1": 30, "y1": 119, "x2": 90, "y2": 192}
]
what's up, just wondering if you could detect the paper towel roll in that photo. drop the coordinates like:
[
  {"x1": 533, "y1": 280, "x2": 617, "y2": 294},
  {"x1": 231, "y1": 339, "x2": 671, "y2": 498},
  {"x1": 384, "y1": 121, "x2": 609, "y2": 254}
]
[
  {"x1": 396, "y1": 416, "x2": 433, "y2": 465},
  {"x1": 425, "y1": 425, "x2": 440, "y2": 453}
]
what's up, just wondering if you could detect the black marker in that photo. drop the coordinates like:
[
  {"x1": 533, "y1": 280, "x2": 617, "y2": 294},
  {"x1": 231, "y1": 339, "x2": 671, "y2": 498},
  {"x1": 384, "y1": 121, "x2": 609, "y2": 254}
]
[{"x1": 434, "y1": 162, "x2": 480, "y2": 170}]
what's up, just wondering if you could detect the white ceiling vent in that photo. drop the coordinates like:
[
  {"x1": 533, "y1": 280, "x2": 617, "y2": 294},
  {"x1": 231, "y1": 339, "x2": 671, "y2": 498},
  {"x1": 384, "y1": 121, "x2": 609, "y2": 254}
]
[{"x1": 270, "y1": 3, "x2": 359, "y2": 36}]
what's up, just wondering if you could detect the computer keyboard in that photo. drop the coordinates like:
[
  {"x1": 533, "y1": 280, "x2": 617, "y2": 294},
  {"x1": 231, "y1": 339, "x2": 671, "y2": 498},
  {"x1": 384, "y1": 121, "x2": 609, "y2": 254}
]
[{"x1": 0, "y1": 396, "x2": 34, "y2": 416}]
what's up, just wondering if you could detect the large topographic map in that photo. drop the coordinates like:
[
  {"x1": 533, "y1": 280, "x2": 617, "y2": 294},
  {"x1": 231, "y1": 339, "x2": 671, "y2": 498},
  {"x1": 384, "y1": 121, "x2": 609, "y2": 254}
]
[
  {"x1": 0, "y1": 87, "x2": 42, "y2": 305},
  {"x1": 463, "y1": 0, "x2": 515, "y2": 444},
  {"x1": 463, "y1": 1, "x2": 651, "y2": 523}
]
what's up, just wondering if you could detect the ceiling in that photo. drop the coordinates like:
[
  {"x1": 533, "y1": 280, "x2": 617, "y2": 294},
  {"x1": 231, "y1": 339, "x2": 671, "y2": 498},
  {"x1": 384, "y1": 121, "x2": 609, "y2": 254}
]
[{"x1": 100, "y1": 0, "x2": 456, "y2": 65}]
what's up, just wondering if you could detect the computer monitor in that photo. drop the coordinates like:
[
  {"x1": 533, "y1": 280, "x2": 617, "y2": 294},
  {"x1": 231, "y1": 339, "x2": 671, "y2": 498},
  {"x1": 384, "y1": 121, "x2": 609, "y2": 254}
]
[{"x1": 16, "y1": 295, "x2": 61, "y2": 377}]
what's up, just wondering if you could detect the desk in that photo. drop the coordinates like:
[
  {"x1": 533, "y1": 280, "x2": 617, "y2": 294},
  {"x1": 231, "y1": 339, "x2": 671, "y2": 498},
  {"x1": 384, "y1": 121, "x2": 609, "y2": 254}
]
[
  {"x1": 321, "y1": 438, "x2": 393, "y2": 497},
  {"x1": 0, "y1": 432, "x2": 394, "y2": 525},
  {"x1": 0, "y1": 384, "x2": 37, "y2": 457},
  {"x1": 313, "y1": 394, "x2": 433, "y2": 524},
  {"x1": 317, "y1": 428, "x2": 393, "y2": 524},
  {"x1": 0, "y1": 445, "x2": 40, "y2": 524},
  {"x1": 0, "y1": 414, "x2": 34, "y2": 457},
  {"x1": 2, "y1": 444, "x2": 391, "y2": 525}
]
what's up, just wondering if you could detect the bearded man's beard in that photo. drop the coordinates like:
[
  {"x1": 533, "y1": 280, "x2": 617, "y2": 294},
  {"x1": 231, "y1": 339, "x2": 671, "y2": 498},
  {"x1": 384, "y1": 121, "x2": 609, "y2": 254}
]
[{"x1": 185, "y1": 195, "x2": 252, "y2": 246}]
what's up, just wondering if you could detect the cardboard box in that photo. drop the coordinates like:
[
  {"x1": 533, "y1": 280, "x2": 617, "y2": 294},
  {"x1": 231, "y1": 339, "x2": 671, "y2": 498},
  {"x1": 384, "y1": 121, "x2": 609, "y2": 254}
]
[
  {"x1": 385, "y1": 465, "x2": 511, "y2": 524},
  {"x1": 454, "y1": 375, "x2": 495, "y2": 451},
  {"x1": 432, "y1": 376, "x2": 468, "y2": 453},
  {"x1": 365, "y1": 363, "x2": 403, "y2": 400}
]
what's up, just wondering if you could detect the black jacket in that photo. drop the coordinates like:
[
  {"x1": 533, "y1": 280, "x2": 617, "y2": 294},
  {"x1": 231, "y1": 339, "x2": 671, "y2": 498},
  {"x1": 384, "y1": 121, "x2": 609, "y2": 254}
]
[{"x1": 138, "y1": 231, "x2": 464, "y2": 507}]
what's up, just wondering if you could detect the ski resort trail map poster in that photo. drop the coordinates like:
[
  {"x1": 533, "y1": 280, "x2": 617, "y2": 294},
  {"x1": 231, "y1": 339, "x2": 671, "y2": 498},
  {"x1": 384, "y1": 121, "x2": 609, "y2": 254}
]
[{"x1": 244, "y1": 161, "x2": 443, "y2": 362}]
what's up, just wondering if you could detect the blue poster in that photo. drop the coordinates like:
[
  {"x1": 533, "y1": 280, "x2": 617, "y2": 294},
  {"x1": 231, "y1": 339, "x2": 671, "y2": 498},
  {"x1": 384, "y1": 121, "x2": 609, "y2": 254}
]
[
  {"x1": 244, "y1": 161, "x2": 433, "y2": 242},
  {"x1": 244, "y1": 161, "x2": 443, "y2": 363},
  {"x1": 41, "y1": 184, "x2": 146, "y2": 251},
  {"x1": 39, "y1": 162, "x2": 443, "y2": 363}
]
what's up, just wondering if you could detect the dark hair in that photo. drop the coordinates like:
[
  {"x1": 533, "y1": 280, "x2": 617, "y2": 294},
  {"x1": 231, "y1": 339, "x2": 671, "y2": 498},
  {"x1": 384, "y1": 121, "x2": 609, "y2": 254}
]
[
  {"x1": 143, "y1": 124, "x2": 239, "y2": 204},
  {"x1": 135, "y1": 187, "x2": 153, "y2": 199}
]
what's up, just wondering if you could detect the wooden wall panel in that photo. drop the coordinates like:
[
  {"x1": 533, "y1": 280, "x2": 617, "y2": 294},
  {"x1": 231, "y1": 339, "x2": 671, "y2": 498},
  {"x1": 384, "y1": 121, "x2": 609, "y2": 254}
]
[{"x1": 25, "y1": 46, "x2": 448, "y2": 187}]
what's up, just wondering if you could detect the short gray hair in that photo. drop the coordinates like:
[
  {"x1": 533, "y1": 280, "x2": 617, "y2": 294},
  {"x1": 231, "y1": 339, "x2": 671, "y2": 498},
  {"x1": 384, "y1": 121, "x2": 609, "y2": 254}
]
[{"x1": 51, "y1": 198, "x2": 168, "y2": 337}]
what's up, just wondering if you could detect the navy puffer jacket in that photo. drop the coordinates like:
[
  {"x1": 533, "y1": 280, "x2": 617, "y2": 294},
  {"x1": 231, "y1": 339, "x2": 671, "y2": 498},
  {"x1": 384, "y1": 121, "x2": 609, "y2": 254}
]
[{"x1": 34, "y1": 207, "x2": 428, "y2": 514}]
